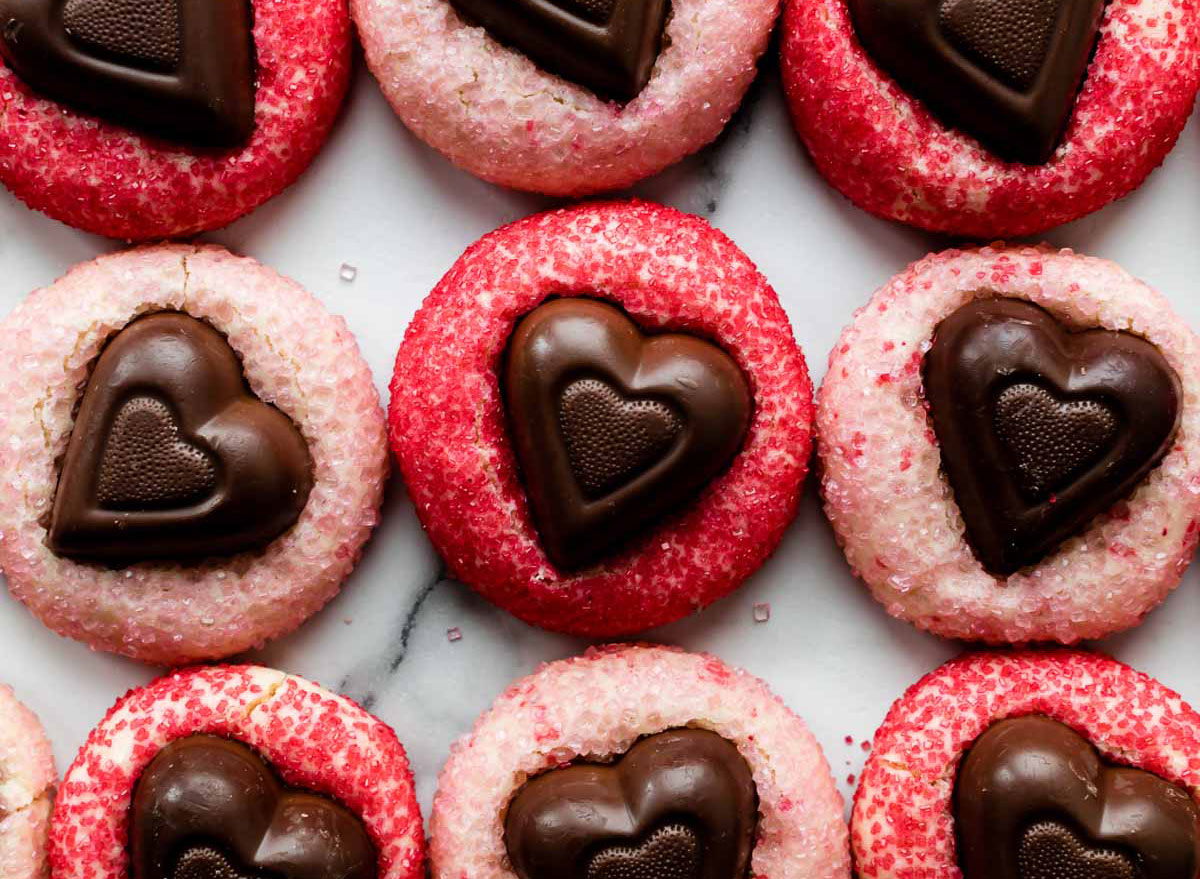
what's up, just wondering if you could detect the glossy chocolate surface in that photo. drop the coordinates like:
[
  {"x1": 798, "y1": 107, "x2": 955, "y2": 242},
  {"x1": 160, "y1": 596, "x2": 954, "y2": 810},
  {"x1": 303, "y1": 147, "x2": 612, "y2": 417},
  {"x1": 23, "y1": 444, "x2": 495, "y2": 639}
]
[
  {"x1": 505, "y1": 728, "x2": 758, "y2": 879},
  {"x1": 448, "y1": 0, "x2": 668, "y2": 101},
  {"x1": 0, "y1": 0, "x2": 254, "y2": 147},
  {"x1": 47, "y1": 312, "x2": 312, "y2": 563},
  {"x1": 504, "y1": 298, "x2": 751, "y2": 570},
  {"x1": 956, "y1": 716, "x2": 1200, "y2": 879},
  {"x1": 848, "y1": 0, "x2": 1104, "y2": 163},
  {"x1": 130, "y1": 735, "x2": 377, "y2": 879},
  {"x1": 923, "y1": 297, "x2": 1180, "y2": 575}
]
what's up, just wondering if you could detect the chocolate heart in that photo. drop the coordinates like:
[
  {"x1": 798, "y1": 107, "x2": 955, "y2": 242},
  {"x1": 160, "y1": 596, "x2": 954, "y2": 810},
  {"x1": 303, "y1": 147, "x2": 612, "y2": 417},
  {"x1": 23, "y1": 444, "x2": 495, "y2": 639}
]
[
  {"x1": 923, "y1": 298, "x2": 1180, "y2": 576},
  {"x1": 504, "y1": 298, "x2": 751, "y2": 571},
  {"x1": 847, "y1": 0, "x2": 1105, "y2": 163},
  {"x1": 0, "y1": 0, "x2": 254, "y2": 147},
  {"x1": 504, "y1": 729, "x2": 758, "y2": 879},
  {"x1": 130, "y1": 735, "x2": 377, "y2": 879},
  {"x1": 955, "y1": 716, "x2": 1200, "y2": 879},
  {"x1": 447, "y1": 0, "x2": 668, "y2": 101},
  {"x1": 47, "y1": 312, "x2": 313, "y2": 563}
]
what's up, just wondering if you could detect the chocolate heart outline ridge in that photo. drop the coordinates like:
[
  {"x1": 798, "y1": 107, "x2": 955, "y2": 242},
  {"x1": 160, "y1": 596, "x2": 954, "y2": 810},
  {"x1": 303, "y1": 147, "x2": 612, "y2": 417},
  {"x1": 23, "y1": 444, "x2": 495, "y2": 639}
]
[
  {"x1": 954, "y1": 715, "x2": 1200, "y2": 879},
  {"x1": 129, "y1": 734, "x2": 378, "y2": 879},
  {"x1": 922, "y1": 296, "x2": 1181, "y2": 576},
  {"x1": 47, "y1": 310, "x2": 314, "y2": 564},
  {"x1": 0, "y1": 0, "x2": 255, "y2": 146},
  {"x1": 503, "y1": 297, "x2": 753, "y2": 571},
  {"x1": 504, "y1": 727, "x2": 759, "y2": 879}
]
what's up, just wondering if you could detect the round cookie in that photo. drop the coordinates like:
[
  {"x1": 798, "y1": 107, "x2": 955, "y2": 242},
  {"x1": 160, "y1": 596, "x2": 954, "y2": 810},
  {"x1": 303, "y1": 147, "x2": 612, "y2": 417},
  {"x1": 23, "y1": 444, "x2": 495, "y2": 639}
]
[
  {"x1": 352, "y1": 0, "x2": 777, "y2": 195},
  {"x1": 817, "y1": 244, "x2": 1200, "y2": 643},
  {"x1": 50, "y1": 665, "x2": 424, "y2": 879},
  {"x1": 431, "y1": 644, "x2": 849, "y2": 879},
  {"x1": 0, "y1": 684, "x2": 55, "y2": 879},
  {"x1": 0, "y1": 244, "x2": 387, "y2": 665},
  {"x1": 780, "y1": 0, "x2": 1200, "y2": 236},
  {"x1": 853, "y1": 650, "x2": 1200, "y2": 879},
  {"x1": 0, "y1": 0, "x2": 350, "y2": 239},
  {"x1": 389, "y1": 200, "x2": 813, "y2": 637}
]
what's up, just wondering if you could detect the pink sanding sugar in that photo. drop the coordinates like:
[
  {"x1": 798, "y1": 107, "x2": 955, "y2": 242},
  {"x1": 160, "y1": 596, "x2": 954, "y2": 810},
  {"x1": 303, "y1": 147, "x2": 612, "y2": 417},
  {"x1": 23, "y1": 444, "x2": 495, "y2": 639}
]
[
  {"x1": 352, "y1": 0, "x2": 777, "y2": 195},
  {"x1": 50, "y1": 665, "x2": 425, "y2": 879},
  {"x1": 817, "y1": 244, "x2": 1200, "y2": 644},
  {"x1": 431, "y1": 644, "x2": 850, "y2": 879},
  {"x1": 852, "y1": 650, "x2": 1200, "y2": 879},
  {"x1": 0, "y1": 0, "x2": 350, "y2": 239},
  {"x1": 389, "y1": 201, "x2": 814, "y2": 637},
  {"x1": 0, "y1": 684, "x2": 55, "y2": 879},
  {"x1": 0, "y1": 245, "x2": 388, "y2": 665},
  {"x1": 780, "y1": 0, "x2": 1200, "y2": 237}
]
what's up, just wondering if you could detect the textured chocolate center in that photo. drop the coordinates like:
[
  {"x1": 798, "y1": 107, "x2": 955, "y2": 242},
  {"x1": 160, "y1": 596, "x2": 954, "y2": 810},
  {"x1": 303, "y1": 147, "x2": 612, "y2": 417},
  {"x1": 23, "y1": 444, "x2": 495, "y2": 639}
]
[
  {"x1": 96, "y1": 396, "x2": 217, "y2": 510},
  {"x1": 558, "y1": 0, "x2": 616, "y2": 25},
  {"x1": 993, "y1": 383, "x2": 1118, "y2": 499},
  {"x1": 559, "y1": 378, "x2": 683, "y2": 500},
  {"x1": 62, "y1": 0, "x2": 181, "y2": 70},
  {"x1": 172, "y1": 847, "x2": 263, "y2": 879},
  {"x1": 587, "y1": 824, "x2": 701, "y2": 879},
  {"x1": 1017, "y1": 822, "x2": 1136, "y2": 879},
  {"x1": 939, "y1": 0, "x2": 1060, "y2": 91}
]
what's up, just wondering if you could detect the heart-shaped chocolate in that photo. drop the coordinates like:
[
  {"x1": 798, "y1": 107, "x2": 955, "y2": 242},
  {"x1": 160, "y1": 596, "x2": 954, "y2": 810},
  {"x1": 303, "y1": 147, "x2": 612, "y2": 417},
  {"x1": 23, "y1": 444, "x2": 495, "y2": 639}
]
[
  {"x1": 923, "y1": 298, "x2": 1180, "y2": 576},
  {"x1": 847, "y1": 0, "x2": 1104, "y2": 163},
  {"x1": 0, "y1": 0, "x2": 254, "y2": 146},
  {"x1": 504, "y1": 298, "x2": 751, "y2": 571},
  {"x1": 504, "y1": 728, "x2": 758, "y2": 879},
  {"x1": 47, "y1": 312, "x2": 313, "y2": 563},
  {"x1": 447, "y1": 0, "x2": 668, "y2": 101},
  {"x1": 955, "y1": 716, "x2": 1200, "y2": 879},
  {"x1": 130, "y1": 735, "x2": 377, "y2": 879}
]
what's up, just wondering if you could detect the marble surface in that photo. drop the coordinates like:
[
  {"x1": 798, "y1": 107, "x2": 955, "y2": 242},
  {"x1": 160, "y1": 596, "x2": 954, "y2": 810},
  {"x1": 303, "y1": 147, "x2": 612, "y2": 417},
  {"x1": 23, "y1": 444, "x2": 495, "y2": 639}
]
[{"x1": 3, "y1": 52, "x2": 1200, "y2": 827}]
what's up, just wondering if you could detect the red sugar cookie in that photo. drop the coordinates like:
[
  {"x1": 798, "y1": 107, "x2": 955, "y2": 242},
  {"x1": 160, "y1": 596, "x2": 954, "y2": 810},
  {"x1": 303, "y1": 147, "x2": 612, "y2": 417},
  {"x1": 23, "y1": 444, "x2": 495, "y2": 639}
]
[
  {"x1": 389, "y1": 200, "x2": 814, "y2": 637},
  {"x1": 50, "y1": 665, "x2": 425, "y2": 879},
  {"x1": 852, "y1": 650, "x2": 1200, "y2": 879}
]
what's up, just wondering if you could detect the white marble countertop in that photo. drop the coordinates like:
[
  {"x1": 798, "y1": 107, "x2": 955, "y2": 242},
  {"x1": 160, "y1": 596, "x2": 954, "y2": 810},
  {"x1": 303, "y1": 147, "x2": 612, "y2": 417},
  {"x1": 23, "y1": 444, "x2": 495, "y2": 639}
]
[{"x1": 4, "y1": 55, "x2": 1200, "y2": 823}]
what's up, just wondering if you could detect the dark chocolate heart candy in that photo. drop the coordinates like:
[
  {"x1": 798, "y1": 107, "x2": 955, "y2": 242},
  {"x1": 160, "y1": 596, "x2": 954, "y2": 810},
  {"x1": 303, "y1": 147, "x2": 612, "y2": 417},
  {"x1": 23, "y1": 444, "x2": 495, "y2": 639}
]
[
  {"x1": 505, "y1": 729, "x2": 758, "y2": 879},
  {"x1": 47, "y1": 312, "x2": 313, "y2": 563},
  {"x1": 130, "y1": 735, "x2": 377, "y2": 879},
  {"x1": 504, "y1": 298, "x2": 751, "y2": 571},
  {"x1": 923, "y1": 298, "x2": 1180, "y2": 576},
  {"x1": 0, "y1": 0, "x2": 254, "y2": 146},
  {"x1": 847, "y1": 0, "x2": 1105, "y2": 163},
  {"x1": 447, "y1": 0, "x2": 667, "y2": 101},
  {"x1": 956, "y1": 716, "x2": 1200, "y2": 879}
]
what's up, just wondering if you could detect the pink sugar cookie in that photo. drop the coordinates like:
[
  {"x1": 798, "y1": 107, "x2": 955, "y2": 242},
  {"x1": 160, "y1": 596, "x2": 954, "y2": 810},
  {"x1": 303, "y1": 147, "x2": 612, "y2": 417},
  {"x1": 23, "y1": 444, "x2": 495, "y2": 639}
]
[
  {"x1": 0, "y1": 244, "x2": 387, "y2": 665},
  {"x1": 50, "y1": 665, "x2": 425, "y2": 879},
  {"x1": 852, "y1": 650, "x2": 1200, "y2": 879},
  {"x1": 432, "y1": 644, "x2": 849, "y2": 879},
  {"x1": 389, "y1": 200, "x2": 813, "y2": 637},
  {"x1": 780, "y1": 0, "x2": 1200, "y2": 237},
  {"x1": 352, "y1": 0, "x2": 777, "y2": 195},
  {"x1": 0, "y1": 684, "x2": 55, "y2": 879},
  {"x1": 0, "y1": 0, "x2": 350, "y2": 239},
  {"x1": 817, "y1": 244, "x2": 1200, "y2": 644}
]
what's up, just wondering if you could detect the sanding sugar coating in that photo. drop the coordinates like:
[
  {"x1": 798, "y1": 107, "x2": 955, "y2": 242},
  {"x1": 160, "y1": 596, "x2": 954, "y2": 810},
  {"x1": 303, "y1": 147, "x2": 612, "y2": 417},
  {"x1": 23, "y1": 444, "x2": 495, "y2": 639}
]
[
  {"x1": 779, "y1": 0, "x2": 1200, "y2": 237},
  {"x1": 816, "y1": 245, "x2": 1200, "y2": 643},
  {"x1": 352, "y1": 0, "x2": 777, "y2": 195},
  {"x1": 0, "y1": 684, "x2": 55, "y2": 879},
  {"x1": 389, "y1": 200, "x2": 814, "y2": 636},
  {"x1": 0, "y1": 245, "x2": 387, "y2": 665},
  {"x1": 852, "y1": 650, "x2": 1200, "y2": 879},
  {"x1": 431, "y1": 644, "x2": 850, "y2": 879},
  {"x1": 49, "y1": 665, "x2": 425, "y2": 879},
  {"x1": 0, "y1": 0, "x2": 350, "y2": 239}
]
